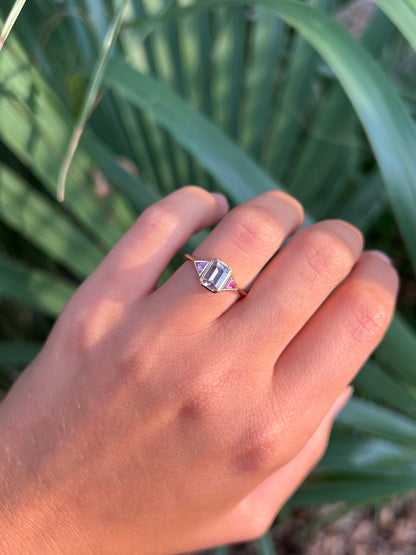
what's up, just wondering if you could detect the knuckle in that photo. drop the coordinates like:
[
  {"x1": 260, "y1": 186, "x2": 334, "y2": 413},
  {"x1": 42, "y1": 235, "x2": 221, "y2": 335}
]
[
  {"x1": 72, "y1": 302, "x2": 94, "y2": 338},
  {"x1": 178, "y1": 378, "x2": 215, "y2": 412},
  {"x1": 348, "y1": 284, "x2": 391, "y2": 343},
  {"x1": 58, "y1": 295, "x2": 102, "y2": 354},
  {"x1": 76, "y1": 296, "x2": 127, "y2": 350},
  {"x1": 175, "y1": 392, "x2": 213, "y2": 431},
  {"x1": 273, "y1": 190, "x2": 305, "y2": 223},
  {"x1": 117, "y1": 322, "x2": 166, "y2": 382},
  {"x1": 298, "y1": 226, "x2": 354, "y2": 284},
  {"x1": 234, "y1": 421, "x2": 280, "y2": 474},
  {"x1": 117, "y1": 349, "x2": 141, "y2": 381},
  {"x1": 227, "y1": 205, "x2": 278, "y2": 255},
  {"x1": 139, "y1": 204, "x2": 179, "y2": 239}
]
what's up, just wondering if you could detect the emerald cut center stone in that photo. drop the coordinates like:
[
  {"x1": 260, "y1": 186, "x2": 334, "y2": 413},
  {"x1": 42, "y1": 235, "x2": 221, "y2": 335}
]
[{"x1": 200, "y1": 259, "x2": 231, "y2": 292}]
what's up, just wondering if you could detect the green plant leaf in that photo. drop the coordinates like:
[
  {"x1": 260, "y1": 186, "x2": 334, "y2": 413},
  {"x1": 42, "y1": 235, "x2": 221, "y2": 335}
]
[
  {"x1": 337, "y1": 173, "x2": 388, "y2": 231},
  {"x1": 256, "y1": 531, "x2": 277, "y2": 555},
  {"x1": 124, "y1": 0, "x2": 416, "y2": 271},
  {"x1": 104, "y1": 58, "x2": 278, "y2": 204},
  {"x1": 0, "y1": 164, "x2": 104, "y2": 279},
  {"x1": 373, "y1": 0, "x2": 416, "y2": 52},
  {"x1": 289, "y1": 473, "x2": 415, "y2": 506},
  {"x1": 336, "y1": 397, "x2": 416, "y2": 445},
  {"x1": 0, "y1": 0, "x2": 28, "y2": 49},
  {"x1": 0, "y1": 253, "x2": 75, "y2": 317},
  {"x1": 0, "y1": 48, "x2": 128, "y2": 248},
  {"x1": 375, "y1": 313, "x2": 416, "y2": 386},
  {"x1": 322, "y1": 431, "x2": 416, "y2": 474},
  {"x1": 354, "y1": 359, "x2": 416, "y2": 419},
  {"x1": 0, "y1": 342, "x2": 41, "y2": 365},
  {"x1": 239, "y1": 10, "x2": 285, "y2": 161},
  {"x1": 57, "y1": 0, "x2": 129, "y2": 201},
  {"x1": 212, "y1": 547, "x2": 228, "y2": 555},
  {"x1": 247, "y1": 0, "x2": 416, "y2": 273},
  {"x1": 264, "y1": 28, "x2": 320, "y2": 179}
]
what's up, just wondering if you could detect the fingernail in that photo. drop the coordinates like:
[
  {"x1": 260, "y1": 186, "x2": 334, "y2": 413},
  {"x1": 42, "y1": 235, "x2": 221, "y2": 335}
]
[
  {"x1": 326, "y1": 386, "x2": 354, "y2": 422},
  {"x1": 211, "y1": 192, "x2": 229, "y2": 211},
  {"x1": 367, "y1": 250, "x2": 392, "y2": 265}
]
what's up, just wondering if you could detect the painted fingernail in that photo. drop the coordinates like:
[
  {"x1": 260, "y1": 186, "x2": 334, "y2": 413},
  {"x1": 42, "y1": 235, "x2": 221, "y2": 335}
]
[
  {"x1": 327, "y1": 386, "x2": 354, "y2": 422},
  {"x1": 211, "y1": 192, "x2": 229, "y2": 211},
  {"x1": 367, "y1": 250, "x2": 393, "y2": 265}
]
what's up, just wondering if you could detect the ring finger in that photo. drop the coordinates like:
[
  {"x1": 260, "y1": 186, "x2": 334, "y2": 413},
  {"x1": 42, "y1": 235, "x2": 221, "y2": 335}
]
[
  {"x1": 156, "y1": 190, "x2": 304, "y2": 318},
  {"x1": 79, "y1": 186, "x2": 229, "y2": 304}
]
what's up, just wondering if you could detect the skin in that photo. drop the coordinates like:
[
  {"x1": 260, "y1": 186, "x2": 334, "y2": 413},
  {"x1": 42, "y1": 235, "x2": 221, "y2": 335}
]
[{"x1": 0, "y1": 187, "x2": 398, "y2": 554}]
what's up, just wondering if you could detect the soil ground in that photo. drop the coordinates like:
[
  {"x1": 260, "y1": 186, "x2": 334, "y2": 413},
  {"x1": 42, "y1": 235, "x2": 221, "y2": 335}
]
[{"x1": 223, "y1": 493, "x2": 416, "y2": 554}]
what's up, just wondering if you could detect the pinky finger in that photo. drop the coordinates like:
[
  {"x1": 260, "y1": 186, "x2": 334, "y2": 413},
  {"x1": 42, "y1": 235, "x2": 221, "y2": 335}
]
[{"x1": 225, "y1": 386, "x2": 354, "y2": 544}]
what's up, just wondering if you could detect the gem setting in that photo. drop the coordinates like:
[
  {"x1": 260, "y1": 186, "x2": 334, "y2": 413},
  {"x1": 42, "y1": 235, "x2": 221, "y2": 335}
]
[{"x1": 194, "y1": 258, "x2": 239, "y2": 293}]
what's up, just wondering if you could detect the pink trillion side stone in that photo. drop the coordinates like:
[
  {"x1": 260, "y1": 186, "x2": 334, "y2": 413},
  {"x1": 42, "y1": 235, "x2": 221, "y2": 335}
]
[
  {"x1": 195, "y1": 261, "x2": 208, "y2": 275},
  {"x1": 225, "y1": 276, "x2": 237, "y2": 290}
]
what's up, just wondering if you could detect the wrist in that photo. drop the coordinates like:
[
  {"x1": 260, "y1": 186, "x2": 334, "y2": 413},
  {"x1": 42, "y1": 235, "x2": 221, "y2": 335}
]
[{"x1": 0, "y1": 393, "x2": 78, "y2": 553}]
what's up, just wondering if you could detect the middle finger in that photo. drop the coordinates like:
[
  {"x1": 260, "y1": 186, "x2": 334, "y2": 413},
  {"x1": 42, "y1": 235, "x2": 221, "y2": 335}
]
[{"x1": 223, "y1": 219, "x2": 364, "y2": 361}]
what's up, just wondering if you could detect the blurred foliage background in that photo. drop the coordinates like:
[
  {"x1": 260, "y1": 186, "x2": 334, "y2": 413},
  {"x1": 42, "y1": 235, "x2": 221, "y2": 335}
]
[{"x1": 1, "y1": 0, "x2": 416, "y2": 551}]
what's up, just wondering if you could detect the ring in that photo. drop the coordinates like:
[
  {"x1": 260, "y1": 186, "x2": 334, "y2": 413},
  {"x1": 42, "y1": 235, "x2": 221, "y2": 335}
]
[{"x1": 185, "y1": 254, "x2": 248, "y2": 297}]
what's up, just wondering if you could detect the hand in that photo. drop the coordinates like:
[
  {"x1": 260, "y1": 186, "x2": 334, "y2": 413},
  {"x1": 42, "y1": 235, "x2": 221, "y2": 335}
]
[{"x1": 0, "y1": 187, "x2": 398, "y2": 554}]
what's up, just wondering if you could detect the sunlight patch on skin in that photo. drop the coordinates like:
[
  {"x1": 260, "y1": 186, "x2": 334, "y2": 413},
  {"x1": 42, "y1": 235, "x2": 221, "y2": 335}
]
[
  {"x1": 113, "y1": 210, "x2": 180, "y2": 273},
  {"x1": 83, "y1": 297, "x2": 126, "y2": 349},
  {"x1": 112, "y1": 186, "x2": 219, "y2": 274}
]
